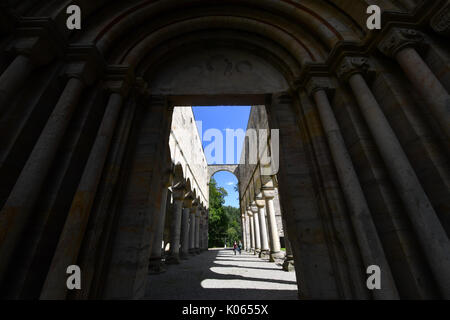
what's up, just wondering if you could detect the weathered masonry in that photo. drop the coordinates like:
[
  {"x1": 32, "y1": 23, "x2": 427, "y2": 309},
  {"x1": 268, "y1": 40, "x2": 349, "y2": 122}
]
[
  {"x1": 0, "y1": 0, "x2": 449, "y2": 300},
  {"x1": 149, "y1": 106, "x2": 209, "y2": 271}
]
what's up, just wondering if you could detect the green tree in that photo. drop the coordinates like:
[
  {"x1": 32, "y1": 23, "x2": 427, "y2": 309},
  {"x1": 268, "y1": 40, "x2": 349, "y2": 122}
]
[
  {"x1": 223, "y1": 205, "x2": 242, "y2": 246},
  {"x1": 208, "y1": 178, "x2": 243, "y2": 247},
  {"x1": 208, "y1": 178, "x2": 229, "y2": 247}
]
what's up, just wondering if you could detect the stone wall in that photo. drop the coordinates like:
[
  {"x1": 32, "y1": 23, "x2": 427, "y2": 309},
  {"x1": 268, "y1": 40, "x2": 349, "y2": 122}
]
[{"x1": 170, "y1": 107, "x2": 209, "y2": 207}]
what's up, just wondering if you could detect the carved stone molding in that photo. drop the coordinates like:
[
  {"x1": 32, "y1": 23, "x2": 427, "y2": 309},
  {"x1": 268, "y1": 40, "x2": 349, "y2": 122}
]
[
  {"x1": 172, "y1": 181, "x2": 186, "y2": 200},
  {"x1": 378, "y1": 27, "x2": 426, "y2": 58},
  {"x1": 183, "y1": 191, "x2": 194, "y2": 208},
  {"x1": 273, "y1": 92, "x2": 292, "y2": 105},
  {"x1": 134, "y1": 77, "x2": 149, "y2": 97},
  {"x1": 430, "y1": 2, "x2": 450, "y2": 36},
  {"x1": 336, "y1": 57, "x2": 373, "y2": 82},
  {"x1": 191, "y1": 199, "x2": 200, "y2": 214},
  {"x1": 305, "y1": 76, "x2": 335, "y2": 98},
  {"x1": 261, "y1": 188, "x2": 275, "y2": 199},
  {"x1": 7, "y1": 17, "x2": 66, "y2": 66},
  {"x1": 105, "y1": 65, "x2": 135, "y2": 97},
  {"x1": 64, "y1": 45, "x2": 105, "y2": 86}
]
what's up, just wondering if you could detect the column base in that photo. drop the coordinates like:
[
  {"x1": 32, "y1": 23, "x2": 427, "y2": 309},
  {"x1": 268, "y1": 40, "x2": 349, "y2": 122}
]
[
  {"x1": 259, "y1": 250, "x2": 270, "y2": 259},
  {"x1": 179, "y1": 252, "x2": 190, "y2": 260},
  {"x1": 148, "y1": 259, "x2": 166, "y2": 274},
  {"x1": 282, "y1": 258, "x2": 295, "y2": 272},
  {"x1": 269, "y1": 251, "x2": 285, "y2": 262},
  {"x1": 165, "y1": 255, "x2": 181, "y2": 264},
  {"x1": 189, "y1": 249, "x2": 196, "y2": 255}
]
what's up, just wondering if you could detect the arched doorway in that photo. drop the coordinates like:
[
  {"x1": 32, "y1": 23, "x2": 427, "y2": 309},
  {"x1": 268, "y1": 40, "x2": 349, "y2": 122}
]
[{"x1": 0, "y1": 1, "x2": 449, "y2": 300}]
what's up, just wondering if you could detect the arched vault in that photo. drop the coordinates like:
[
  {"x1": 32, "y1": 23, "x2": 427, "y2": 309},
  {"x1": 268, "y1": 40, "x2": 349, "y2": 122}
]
[{"x1": 207, "y1": 164, "x2": 239, "y2": 183}]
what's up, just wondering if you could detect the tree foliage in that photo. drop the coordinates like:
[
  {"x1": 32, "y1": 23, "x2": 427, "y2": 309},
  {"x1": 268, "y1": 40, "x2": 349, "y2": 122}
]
[{"x1": 208, "y1": 178, "x2": 242, "y2": 247}]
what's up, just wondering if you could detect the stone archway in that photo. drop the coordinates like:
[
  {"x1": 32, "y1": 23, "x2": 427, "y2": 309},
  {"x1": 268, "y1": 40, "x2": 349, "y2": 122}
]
[
  {"x1": 207, "y1": 165, "x2": 239, "y2": 184},
  {"x1": 0, "y1": 0, "x2": 449, "y2": 300}
]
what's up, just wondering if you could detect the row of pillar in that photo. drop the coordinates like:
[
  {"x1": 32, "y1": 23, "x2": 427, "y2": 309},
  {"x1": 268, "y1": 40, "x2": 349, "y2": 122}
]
[
  {"x1": 0, "y1": 45, "x2": 133, "y2": 298},
  {"x1": 300, "y1": 27, "x2": 450, "y2": 298},
  {"x1": 149, "y1": 181, "x2": 209, "y2": 271},
  {"x1": 241, "y1": 183, "x2": 291, "y2": 267}
]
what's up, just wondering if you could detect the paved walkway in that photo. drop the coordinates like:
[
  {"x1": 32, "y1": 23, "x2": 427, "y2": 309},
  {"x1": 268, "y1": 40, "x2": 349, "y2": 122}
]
[{"x1": 144, "y1": 248, "x2": 298, "y2": 300}]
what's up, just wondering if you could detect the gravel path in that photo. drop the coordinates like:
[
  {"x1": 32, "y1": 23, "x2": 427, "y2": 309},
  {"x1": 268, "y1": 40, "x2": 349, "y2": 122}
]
[{"x1": 144, "y1": 248, "x2": 298, "y2": 300}]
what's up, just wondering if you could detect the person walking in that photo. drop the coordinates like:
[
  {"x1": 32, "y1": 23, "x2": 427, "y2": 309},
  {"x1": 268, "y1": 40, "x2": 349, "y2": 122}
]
[
  {"x1": 238, "y1": 240, "x2": 242, "y2": 255},
  {"x1": 233, "y1": 241, "x2": 237, "y2": 255}
]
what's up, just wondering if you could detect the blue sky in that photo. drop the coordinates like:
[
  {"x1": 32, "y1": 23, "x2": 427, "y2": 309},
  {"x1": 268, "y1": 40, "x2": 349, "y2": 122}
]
[{"x1": 192, "y1": 106, "x2": 251, "y2": 208}]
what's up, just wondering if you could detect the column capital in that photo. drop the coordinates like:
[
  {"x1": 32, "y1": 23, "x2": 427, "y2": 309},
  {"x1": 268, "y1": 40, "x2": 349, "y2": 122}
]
[
  {"x1": 172, "y1": 181, "x2": 186, "y2": 201},
  {"x1": 183, "y1": 191, "x2": 194, "y2": 208},
  {"x1": 255, "y1": 194, "x2": 265, "y2": 208},
  {"x1": 7, "y1": 17, "x2": 66, "y2": 66},
  {"x1": 104, "y1": 65, "x2": 135, "y2": 97},
  {"x1": 336, "y1": 56, "x2": 374, "y2": 83},
  {"x1": 63, "y1": 45, "x2": 105, "y2": 86},
  {"x1": 255, "y1": 199, "x2": 266, "y2": 208},
  {"x1": 191, "y1": 199, "x2": 199, "y2": 213},
  {"x1": 305, "y1": 77, "x2": 335, "y2": 98},
  {"x1": 261, "y1": 188, "x2": 275, "y2": 199},
  {"x1": 430, "y1": 3, "x2": 450, "y2": 36},
  {"x1": 134, "y1": 77, "x2": 149, "y2": 96},
  {"x1": 251, "y1": 205, "x2": 259, "y2": 213},
  {"x1": 378, "y1": 27, "x2": 426, "y2": 58}
]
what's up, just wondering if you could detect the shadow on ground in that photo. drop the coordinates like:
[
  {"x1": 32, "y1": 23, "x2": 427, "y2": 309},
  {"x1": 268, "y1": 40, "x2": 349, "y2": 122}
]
[{"x1": 144, "y1": 249, "x2": 298, "y2": 300}]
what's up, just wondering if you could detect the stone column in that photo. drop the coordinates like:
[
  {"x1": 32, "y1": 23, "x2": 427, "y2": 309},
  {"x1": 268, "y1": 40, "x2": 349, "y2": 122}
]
[
  {"x1": 195, "y1": 203, "x2": 201, "y2": 254},
  {"x1": 255, "y1": 198, "x2": 270, "y2": 259},
  {"x1": 251, "y1": 206, "x2": 261, "y2": 254},
  {"x1": 0, "y1": 77, "x2": 85, "y2": 283},
  {"x1": 338, "y1": 56, "x2": 450, "y2": 298},
  {"x1": 202, "y1": 209, "x2": 207, "y2": 251},
  {"x1": 261, "y1": 186, "x2": 284, "y2": 262},
  {"x1": 204, "y1": 209, "x2": 209, "y2": 250},
  {"x1": 248, "y1": 209, "x2": 255, "y2": 253},
  {"x1": 166, "y1": 182, "x2": 185, "y2": 264},
  {"x1": 198, "y1": 208, "x2": 203, "y2": 251},
  {"x1": 244, "y1": 214, "x2": 252, "y2": 251},
  {"x1": 241, "y1": 214, "x2": 247, "y2": 251},
  {"x1": 244, "y1": 213, "x2": 250, "y2": 251},
  {"x1": 306, "y1": 76, "x2": 399, "y2": 299},
  {"x1": 0, "y1": 55, "x2": 34, "y2": 113},
  {"x1": 281, "y1": 218, "x2": 295, "y2": 272},
  {"x1": 0, "y1": 19, "x2": 64, "y2": 113},
  {"x1": 0, "y1": 47, "x2": 103, "y2": 284},
  {"x1": 149, "y1": 184, "x2": 170, "y2": 272},
  {"x1": 378, "y1": 28, "x2": 450, "y2": 140},
  {"x1": 198, "y1": 209, "x2": 202, "y2": 251},
  {"x1": 180, "y1": 192, "x2": 193, "y2": 259},
  {"x1": 189, "y1": 200, "x2": 198, "y2": 255},
  {"x1": 41, "y1": 91, "x2": 125, "y2": 299}
]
